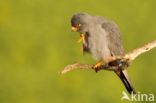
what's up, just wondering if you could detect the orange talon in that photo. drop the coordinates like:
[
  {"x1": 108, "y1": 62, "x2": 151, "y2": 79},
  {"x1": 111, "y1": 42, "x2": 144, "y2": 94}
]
[
  {"x1": 77, "y1": 33, "x2": 85, "y2": 43},
  {"x1": 94, "y1": 61, "x2": 103, "y2": 68},
  {"x1": 93, "y1": 61, "x2": 104, "y2": 72}
]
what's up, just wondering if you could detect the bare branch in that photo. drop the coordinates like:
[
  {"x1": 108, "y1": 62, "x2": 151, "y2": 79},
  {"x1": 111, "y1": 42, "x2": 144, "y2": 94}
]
[
  {"x1": 61, "y1": 63, "x2": 93, "y2": 74},
  {"x1": 124, "y1": 40, "x2": 156, "y2": 61},
  {"x1": 61, "y1": 40, "x2": 156, "y2": 74},
  {"x1": 61, "y1": 62, "x2": 120, "y2": 74}
]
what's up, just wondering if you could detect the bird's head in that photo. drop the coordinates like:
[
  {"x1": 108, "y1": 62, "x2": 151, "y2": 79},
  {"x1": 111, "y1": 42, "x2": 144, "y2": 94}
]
[{"x1": 71, "y1": 13, "x2": 91, "y2": 33}]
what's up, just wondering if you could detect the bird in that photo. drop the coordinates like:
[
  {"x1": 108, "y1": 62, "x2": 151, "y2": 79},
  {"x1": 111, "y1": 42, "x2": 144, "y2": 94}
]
[{"x1": 71, "y1": 12, "x2": 135, "y2": 94}]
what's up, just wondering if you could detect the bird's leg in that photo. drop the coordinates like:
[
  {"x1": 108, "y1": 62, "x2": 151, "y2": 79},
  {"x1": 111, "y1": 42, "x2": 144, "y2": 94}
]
[
  {"x1": 93, "y1": 57, "x2": 115, "y2": 72},
  {"x1": 77, "y1": 33, "x2": 85, "y2": 53},
  {"x1": 93, "y1": 61, "x2": 105, "y2": 72},
  {"x1": 77, "y1": 33, "x2": 85, "y2": 43}
]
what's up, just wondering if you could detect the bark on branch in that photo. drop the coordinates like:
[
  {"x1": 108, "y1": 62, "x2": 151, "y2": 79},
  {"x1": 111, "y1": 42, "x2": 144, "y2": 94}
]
[{"x1": 61, "y1": 40, "x2": 156, "y2": 74}]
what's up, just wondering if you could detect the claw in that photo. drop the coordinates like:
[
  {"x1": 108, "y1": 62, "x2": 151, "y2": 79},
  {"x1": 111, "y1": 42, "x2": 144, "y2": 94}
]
[
  {"x1": 93, "y1": 61, "x2": 104, "y2": 72},
  {"x1": 77, "y1": 33, "x2": 84, "y2": 43}
]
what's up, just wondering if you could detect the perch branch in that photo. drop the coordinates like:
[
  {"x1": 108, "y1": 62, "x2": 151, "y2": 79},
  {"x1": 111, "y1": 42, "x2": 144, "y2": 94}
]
[
  {"x1": 61, "y1": 63, "x2": 93, "y2": 74},
  {"x1": 61, "y1": 40, "x2": 156, "y2": 74},
  {"x1": 124, "y1": 40, "x2": 156, "y2": 61}
]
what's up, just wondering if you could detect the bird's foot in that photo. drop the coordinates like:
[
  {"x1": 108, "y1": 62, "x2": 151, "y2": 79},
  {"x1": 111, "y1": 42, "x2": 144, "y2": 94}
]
[
  {"x1": 93, "y1": 61, "x2": 104, "y2": 72},
  {"x1": 77, "y1": 33, "x2": 85, "y2": 43}
]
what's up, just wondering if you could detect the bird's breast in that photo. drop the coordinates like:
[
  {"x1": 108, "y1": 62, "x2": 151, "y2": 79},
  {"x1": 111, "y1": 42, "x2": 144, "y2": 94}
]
[{"x1": 86, "y1": 25, "x2": 111, "y2": 61}]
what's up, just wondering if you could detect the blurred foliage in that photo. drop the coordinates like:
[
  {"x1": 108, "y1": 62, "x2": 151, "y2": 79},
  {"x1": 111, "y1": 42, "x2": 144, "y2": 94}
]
[{"x1": 0, "y1": 0, "x2": 156, "y2": 103}]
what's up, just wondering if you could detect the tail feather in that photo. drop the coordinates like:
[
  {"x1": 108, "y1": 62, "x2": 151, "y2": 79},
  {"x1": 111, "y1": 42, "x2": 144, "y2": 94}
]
[{"x1": 115, "y1": 69, "x2": 136, "y2": 94}]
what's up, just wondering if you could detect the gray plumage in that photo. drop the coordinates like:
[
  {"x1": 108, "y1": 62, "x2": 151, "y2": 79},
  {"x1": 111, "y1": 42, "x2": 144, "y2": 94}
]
[
  {"x1": 71, "y1": 12, "x2": 135, "y2": 94},
  {"x1": 71, "y1": 13, "x2": 124, "y2": 61}
]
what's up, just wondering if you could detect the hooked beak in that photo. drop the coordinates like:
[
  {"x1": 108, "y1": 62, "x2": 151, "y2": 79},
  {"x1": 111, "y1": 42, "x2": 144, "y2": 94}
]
[{"x1": 71, "y1": 26, "x2": 78, "y2": 32}]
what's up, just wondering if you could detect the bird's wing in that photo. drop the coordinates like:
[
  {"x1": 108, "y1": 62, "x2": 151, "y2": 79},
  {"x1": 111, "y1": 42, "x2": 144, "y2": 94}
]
[{"x1": 101, "y1": 21, "x2": 124, "y2": 56}]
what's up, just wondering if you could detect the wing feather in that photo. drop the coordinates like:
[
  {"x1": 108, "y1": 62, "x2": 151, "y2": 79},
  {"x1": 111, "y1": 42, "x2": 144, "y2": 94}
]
[{"x1": 101, "y1": 20, "x2": 124, "y2": 56}]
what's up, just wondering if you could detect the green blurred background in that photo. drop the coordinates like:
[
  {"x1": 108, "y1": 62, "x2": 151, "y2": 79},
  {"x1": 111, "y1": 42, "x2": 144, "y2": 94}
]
[{"x1": 0, "y1": 0, "x2": 156, "y2": 103}]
